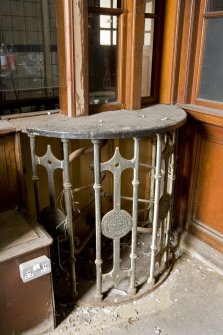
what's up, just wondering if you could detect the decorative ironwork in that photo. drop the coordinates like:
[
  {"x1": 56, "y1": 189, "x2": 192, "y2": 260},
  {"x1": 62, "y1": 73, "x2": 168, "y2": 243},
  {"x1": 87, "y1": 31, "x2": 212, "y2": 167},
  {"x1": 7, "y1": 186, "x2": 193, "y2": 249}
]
[
  {"x1": 101, "y1": 209, "x2": 132, "y2": 239},
  {"x1": 92, "y1": 138, "x2": 140, "y2": 300},
  {"x1": 26, "y1": 105, "x2": 186, "y2": 304},
  {"x1": 29, "y1": 130, "x2": 177, "y2": 303},
  {"x1": 148, "y1": 130, "x2": 177, "y2": 284},
  {"x1": 29, "y1": 135, "x2": 78, "y2": 298}
]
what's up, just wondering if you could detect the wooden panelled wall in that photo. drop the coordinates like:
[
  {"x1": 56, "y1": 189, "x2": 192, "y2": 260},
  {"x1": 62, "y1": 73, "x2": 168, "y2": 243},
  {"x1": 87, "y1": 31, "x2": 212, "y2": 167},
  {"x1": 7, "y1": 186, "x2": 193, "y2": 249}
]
[
  {"x1": 169, "y1": 0, "x2": 223, "y2": 256},
  {"x1": 176, "y1": 111, "x2": 223, "y2": 254}
]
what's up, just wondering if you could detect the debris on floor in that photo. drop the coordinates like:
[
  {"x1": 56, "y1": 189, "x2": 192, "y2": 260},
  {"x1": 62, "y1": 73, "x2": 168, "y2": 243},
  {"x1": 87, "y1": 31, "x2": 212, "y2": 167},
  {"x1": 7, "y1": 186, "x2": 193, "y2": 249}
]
[{"x1": 50, "y1": 251, "x2": 223, "y2": 335}]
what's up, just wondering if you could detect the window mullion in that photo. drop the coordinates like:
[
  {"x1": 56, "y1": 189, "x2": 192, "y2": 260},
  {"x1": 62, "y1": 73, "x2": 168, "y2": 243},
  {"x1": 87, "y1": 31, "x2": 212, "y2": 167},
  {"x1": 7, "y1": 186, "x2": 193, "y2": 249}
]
[
  {"x1": 57, "y1": 0, "x2": 76, "y2": 117},
  {"x1": 72, "y1": 0, "x2": 89, "y2": 116},
  {"x1": 125, "y1": 0, "x2": 145, "y2": 109}
]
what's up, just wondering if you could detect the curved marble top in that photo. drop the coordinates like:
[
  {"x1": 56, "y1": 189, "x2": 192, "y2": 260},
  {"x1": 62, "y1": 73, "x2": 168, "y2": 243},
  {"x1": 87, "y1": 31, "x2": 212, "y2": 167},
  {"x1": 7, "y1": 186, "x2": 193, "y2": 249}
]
[{"x1": 11, "y1": 104, "x2": 187, "y2": 140}]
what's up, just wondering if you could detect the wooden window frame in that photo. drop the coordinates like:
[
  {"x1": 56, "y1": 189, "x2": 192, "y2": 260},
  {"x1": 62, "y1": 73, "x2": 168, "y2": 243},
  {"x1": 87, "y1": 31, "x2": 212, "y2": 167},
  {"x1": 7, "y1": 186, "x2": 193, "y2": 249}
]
[
  {"x1": 190, "y1": 0, "x2": 223, "y2": 110},
  {"x1": 88, "y1": 1, "x2": 125, "y2": 114},
  {"x1": 57, "y1": 0, "x2": 155, "y2": 117},
  {"x1": 0, "y1": 0, "x2": 164, "y2": 117},
  {"x1": 141, "y1": 0, "x2": 165, "y2": 106}
]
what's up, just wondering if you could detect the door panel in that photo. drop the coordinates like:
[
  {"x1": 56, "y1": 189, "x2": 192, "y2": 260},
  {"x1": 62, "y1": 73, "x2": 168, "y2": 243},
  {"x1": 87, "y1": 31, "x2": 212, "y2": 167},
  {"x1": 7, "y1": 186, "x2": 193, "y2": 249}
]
[{"x1": 193, "y1": 124, "x2": 223, "y2": 234}]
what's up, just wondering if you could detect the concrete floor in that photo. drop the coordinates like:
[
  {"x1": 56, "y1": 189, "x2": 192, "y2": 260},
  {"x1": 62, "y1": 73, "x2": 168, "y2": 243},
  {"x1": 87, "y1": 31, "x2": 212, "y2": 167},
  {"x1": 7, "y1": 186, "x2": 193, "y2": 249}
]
[{"x1": 50, "y1": 251, "x2": 223, "y2": 335}]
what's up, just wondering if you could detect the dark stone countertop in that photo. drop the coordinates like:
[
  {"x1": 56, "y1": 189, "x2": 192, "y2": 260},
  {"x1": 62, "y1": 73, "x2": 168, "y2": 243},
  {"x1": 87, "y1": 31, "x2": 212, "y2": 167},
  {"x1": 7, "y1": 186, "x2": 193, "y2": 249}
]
[{"x1": 9, "y1": 104, "x2": 187, "y2": 140}]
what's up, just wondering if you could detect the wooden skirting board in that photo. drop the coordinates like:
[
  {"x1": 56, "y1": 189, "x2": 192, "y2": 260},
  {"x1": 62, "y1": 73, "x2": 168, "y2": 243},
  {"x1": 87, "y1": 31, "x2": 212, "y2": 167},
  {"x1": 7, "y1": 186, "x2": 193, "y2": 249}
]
[{"x1": 179, "y1": 230, "x2": 223, "y2": 275}]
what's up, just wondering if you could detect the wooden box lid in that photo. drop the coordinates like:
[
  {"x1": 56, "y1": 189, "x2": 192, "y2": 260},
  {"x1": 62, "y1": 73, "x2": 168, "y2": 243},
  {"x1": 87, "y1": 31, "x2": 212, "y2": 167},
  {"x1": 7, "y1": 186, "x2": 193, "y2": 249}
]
[{"x1": 0, "y1": 210, "x2": 52, "y2": 263}]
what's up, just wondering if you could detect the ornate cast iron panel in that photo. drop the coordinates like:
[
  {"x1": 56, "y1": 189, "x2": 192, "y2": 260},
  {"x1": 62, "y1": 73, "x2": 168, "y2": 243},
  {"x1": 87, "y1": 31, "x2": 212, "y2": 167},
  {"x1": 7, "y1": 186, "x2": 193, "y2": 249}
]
[
  {"x1": 24, "y1": 105, "x2": 186, "y2": 304},
  {"x1": 29, "y1": 135, "x2": 77, "y2": 298},
  {"x1": 92, "y1": 139, "x2": 140, "y2": 300}
]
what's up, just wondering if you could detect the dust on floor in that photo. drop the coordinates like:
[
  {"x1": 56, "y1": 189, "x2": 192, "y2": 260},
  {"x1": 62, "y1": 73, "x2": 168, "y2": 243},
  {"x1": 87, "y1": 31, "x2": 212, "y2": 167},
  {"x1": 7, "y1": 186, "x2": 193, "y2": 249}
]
[{"x1": 50, "y1": 252, "x2": 223, "y2": 335}]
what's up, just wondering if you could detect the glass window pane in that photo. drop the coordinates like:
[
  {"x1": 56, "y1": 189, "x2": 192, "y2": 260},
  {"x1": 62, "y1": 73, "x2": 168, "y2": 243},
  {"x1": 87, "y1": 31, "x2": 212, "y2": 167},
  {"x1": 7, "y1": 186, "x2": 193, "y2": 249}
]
[
  {"x1": 113, "y1": 0, "x2": 117, "y2": 8},
  {"x1": 113, "y1": 16, "x2": 117, "y2": 29},
  {"x1": 199, "y1": 18, "x2": 223, "y2": 103},
  {"x1": 100, "y1": 30, "x2": 111, "y2": 45},
  {"x1": 0, "y1": 0, "x2": 59, "y2": 115},
  {"x1": 100, "y1": 0, "x2": 111, "y2": 8},
  {"x1": 144, "y1": 32, "x2": 151, "y2": 46},
  {"x1": 113, "y1": 31, "x2": 117, "y2": 45},
  {"x1": 145, "y1": 18, "x2": 152, "y2": 31},
  {"x1": 88, "y1": 13, "x2": 117, "y2": 104},
  {"x1": 208, "y1": 0, "x2": 223, "y2": 11},
  {"x1": 145, "y1": 0, "x2": 155, "y2": 14},
  {"x1": 141, "y1": 19, "x2": 154, "y2": 97},
  {"x1": 100, "y1": 15, "x2": 112, "y2": 28}
]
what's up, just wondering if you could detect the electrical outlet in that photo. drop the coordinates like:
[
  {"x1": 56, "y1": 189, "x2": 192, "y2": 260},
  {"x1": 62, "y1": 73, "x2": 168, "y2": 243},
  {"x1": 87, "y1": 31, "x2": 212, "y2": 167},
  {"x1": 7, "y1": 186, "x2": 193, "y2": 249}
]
[{"x1": 19, "y1": 255, "x2": 51, "y2": 283}]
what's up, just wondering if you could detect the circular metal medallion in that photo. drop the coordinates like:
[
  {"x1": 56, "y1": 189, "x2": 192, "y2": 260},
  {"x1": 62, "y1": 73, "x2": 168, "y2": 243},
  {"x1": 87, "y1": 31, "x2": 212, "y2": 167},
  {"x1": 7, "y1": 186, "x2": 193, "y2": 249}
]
[{"x1": 101, "y1": 209, "x2": 132, "y2": 239}]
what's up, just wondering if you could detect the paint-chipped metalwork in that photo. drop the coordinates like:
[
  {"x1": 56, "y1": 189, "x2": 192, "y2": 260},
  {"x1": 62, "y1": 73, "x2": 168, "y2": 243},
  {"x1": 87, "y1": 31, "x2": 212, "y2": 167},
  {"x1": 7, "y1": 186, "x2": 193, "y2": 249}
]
[
  {"x1": 148, "y1": 130, "x2": 177, "y2": 286},
  {"x1": 92, "y1": 139, "x2": 140, "y2": 299},
  {"x1": 26, "y1": 105, "x2": 186, "y2": 304},
  {"x1": 29, "y1": 135, "x2": 77, "y2": 298}
]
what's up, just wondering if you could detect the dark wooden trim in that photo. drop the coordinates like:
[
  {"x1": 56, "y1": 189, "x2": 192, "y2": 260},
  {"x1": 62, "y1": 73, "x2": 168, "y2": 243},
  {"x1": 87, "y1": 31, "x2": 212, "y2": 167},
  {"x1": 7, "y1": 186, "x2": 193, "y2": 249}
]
[
  {"x1": 141, "y1": 96, "x2": 158, "y2": 106},
  {"x1": 144, "y1": 13, "x2": 158, "y2": 19},
  {"x1": 174, "y1": 117, "x2": 199, "y2": 229},
  {"x1": 88, "y1": 7, "x2": 123, "y2": 15},
  {"x1": 14, "y1": 133, "x2": 26, "y2": 207},
  {"x1": 89, "y1": 102, "x2": 123, "y2": 114},
  {"x1": 0, "y1": 96, "x2": 59, "y2": 110},
  {"x1": 0, "y1": 134, "x2": 19, "y2": 210}
]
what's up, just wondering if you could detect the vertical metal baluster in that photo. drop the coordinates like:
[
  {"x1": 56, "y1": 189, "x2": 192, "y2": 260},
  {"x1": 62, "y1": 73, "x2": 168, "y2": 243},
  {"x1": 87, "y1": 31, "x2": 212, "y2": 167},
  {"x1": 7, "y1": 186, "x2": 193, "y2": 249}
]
[
  {"x1": 62, "y1": 138, "x2": 77, "y2": 298},
  {"x1": 165, "y1": 130, "x2": 177, "y2": 265},
  {"x1": 112, "y1": 148, "x2": 122, "y2": 285},
  {"x1": 92, "y1": 139, "x2": 103, "y2": 302},
  {"x1": 113, "y1": 238, "x2": 120, "y2": 286},
  {"x1": 29, "y1": 134, "x2": 41, "y2": 218},
  {"x1": 129, "y1": 137, "x2": 140, "y2": 295},
  {"x1": 149, "y1": 138, "x2": 156, "y2": 223},
  {"x1": 148, "y1": 134, "x2": 162, "y2": 286}
]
